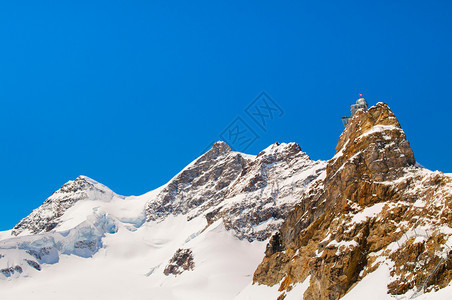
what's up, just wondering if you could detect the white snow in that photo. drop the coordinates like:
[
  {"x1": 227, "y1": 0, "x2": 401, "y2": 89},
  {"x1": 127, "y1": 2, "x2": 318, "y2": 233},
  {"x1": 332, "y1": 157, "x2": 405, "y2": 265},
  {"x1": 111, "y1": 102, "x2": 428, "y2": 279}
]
[
  {"x1": 1, "y1": 141, "x2": 451, "y2": 299},
  {"x1": 343, "y1": 263, "x2": 394, "y2": 300},
  {"x1": 0, "y1": 215, "x2": 267, "y2": 300},
  {"x1": 0, "y1": 230, "x2": 12, "y2": 241},
  {"x1": 356, "y1": 124, "x2": 402, "y2": 142},
  {"x1": 236, "y1": 275, "x2": 311, "y2": 299},
  {"x1": 343, "y1": 262, "x2": 452, "y2": 300},
  {"x1": 350, "y1": 202, "x2": 386, "y2": 224},
  {"x1": 235, "y1": 282, "x2": 282, "y2": 300}
]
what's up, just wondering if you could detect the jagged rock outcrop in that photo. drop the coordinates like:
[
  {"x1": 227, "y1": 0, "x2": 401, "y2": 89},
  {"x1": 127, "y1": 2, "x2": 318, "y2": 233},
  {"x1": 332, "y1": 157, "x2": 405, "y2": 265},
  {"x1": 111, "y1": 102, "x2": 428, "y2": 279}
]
[
  {"x1": 254, "y1": 102, "x2": 452, "y2": 299},
  {"x1": 146, "y1": 141, "x2": 250, "y2": 222},
  {"x1": 215, "y1": 142, "x2": 326, "y2": 241},
  {"x1": 1, "y1": 266, "x2": 23, "y2": 277},
  {"x1": 163, "y1": 248, "x2": 195, "y2": 276},
  {"x1": 12, "y1": 176, "x2": 122, "y2": 236},
  {"x1": 145, "y1": 141, "x2": 326, "y2": 241}
]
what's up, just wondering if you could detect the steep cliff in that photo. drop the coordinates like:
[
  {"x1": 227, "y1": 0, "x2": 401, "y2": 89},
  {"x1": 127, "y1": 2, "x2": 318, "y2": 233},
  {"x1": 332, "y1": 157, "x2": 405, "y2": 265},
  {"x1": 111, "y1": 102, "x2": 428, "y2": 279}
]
[
  {"x1": 145, "y1": 141, "x2": 326, "y2": 241},
  {"x1": 254, "y1": 102, "x2": 452, "y2": 299}
]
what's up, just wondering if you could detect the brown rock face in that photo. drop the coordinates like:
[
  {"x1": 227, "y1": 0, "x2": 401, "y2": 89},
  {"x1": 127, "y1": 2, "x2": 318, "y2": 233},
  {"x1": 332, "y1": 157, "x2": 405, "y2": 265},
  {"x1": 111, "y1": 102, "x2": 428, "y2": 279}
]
[
  {"x1": 163, "y1": 248, "x2": 195, "y2": 276},
  {"x1": 331, "y1": 102, "x2": 415, "y2": 183},
  {"x1": 253, "y1": 103, "x2": 452, "y2": 299}
]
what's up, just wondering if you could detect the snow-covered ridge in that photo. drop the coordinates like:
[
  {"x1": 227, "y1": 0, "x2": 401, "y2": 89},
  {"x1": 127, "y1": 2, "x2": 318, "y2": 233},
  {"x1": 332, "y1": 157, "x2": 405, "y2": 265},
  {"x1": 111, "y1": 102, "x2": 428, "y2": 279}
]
[
  {"x1": 11, "y1": 141, "x2": 323, "y2": 242},
  {"x1": 0, "y1": 208, "x2": 118, "y2": 280},
  {"x1": 1, "y1": 107, "x2": 450, "y2": 300},
  {"x1": 145, "y1": 141, "x2": 326, "y2": 241},
  {"x1": 1, "y1": 140, "x2": 326, "y2": 285},
  {"x1": 11, "y1": 175, "x2": 124, "y2": 236}
]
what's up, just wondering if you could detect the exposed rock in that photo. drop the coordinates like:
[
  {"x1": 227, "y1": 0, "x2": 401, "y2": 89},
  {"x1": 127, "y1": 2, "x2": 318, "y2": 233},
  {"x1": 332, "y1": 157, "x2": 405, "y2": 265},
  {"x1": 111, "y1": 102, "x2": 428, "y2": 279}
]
[
  {"x1": 254, "y1": 102, "x2": 452, "y2": 299},
  {"x1": 25, "y1": 259, "x2": 41, "y2": 271},
  {"x1": 4, "y1": 140, "x2": 325, "y2": 281},
  {"x1": 146, "y1": 141, "x2": 326, "y2": 241},
  {"x1": 163, "y1": 248, "x2": 195, "y2": 276},
  {"x1": 1, "y1": 266, "x2": 23, "y2": 277},
  {"x1": 146, "y1": 141, "x2": 249, "y2": 222},
  {"x1": 26, "y1": 248, "x2": 50, "y2": 260},
  {"x1": 74, "y1": 240, "x2": 97, "y2": 252},
  {"x1": 12, "y1": 176, "x2": 122, "y2": 236},
  {"x1": 4, "y1": 101, "x2": 450, "y2": 297}
]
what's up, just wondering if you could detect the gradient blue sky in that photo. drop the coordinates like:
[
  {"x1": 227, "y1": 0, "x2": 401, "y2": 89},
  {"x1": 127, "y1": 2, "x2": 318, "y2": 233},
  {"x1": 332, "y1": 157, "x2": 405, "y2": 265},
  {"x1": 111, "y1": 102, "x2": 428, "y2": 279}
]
[{"x1": 1, "y1": 1, "x2": 451, "y2": 230}]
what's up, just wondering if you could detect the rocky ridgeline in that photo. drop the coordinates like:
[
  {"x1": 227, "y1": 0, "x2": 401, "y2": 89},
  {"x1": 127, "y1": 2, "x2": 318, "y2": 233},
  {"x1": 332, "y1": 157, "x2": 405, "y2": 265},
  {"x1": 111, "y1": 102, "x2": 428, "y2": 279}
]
[
  {"x1": 11, "y1": 176, "x2": 121, "y2": 236},
  {"x1": 4, "y1": 102, "x2": 451, "y2": 298},
  {"x1": 145, "y1": 141, "x2": 326, "y2": 241},
  {"x1": 254, "y1": 103, "x2": 452, "y2": 299},
  {"x1": 4, "y1": 139, "x2": 325, "y2": 283},
  {"x1": 145, "y1": 141, "x2": 249, "y2": 222}
]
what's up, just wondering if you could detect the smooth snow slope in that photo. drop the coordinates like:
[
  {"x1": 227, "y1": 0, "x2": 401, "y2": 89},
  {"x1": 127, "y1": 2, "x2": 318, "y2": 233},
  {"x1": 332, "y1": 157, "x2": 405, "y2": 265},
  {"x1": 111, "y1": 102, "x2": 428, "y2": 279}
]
[{"x1": 0, "y1": 214, "x2": 266, "y2": 300}]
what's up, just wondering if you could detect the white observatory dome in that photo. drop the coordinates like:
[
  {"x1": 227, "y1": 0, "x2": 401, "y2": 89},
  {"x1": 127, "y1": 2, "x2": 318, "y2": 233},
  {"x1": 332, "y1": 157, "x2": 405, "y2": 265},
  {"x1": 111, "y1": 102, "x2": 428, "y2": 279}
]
[{"x1": 356, "y1": 98, "x2": 368, "y2": 106}]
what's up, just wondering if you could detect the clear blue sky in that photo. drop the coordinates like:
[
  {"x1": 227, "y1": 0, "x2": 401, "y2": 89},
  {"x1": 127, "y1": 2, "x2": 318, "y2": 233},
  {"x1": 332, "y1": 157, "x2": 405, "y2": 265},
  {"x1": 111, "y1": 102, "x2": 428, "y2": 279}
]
[{"x1": 1, "y1": 1, "x2": 451, "y2": 230}]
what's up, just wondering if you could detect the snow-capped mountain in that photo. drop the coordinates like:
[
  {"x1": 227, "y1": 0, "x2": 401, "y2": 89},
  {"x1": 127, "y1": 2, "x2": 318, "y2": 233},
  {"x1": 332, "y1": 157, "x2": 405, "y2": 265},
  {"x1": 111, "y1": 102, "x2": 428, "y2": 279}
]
[
  {"x1": 11, "y1": 176, "x2": 124, "y2": 236},
  {"x1": 0, "y1": 102, "x2": 451, "y2": 300},
  {"x1": 251, "y1": 103, "x2": 452, "y2": 299},
  {"x1": 0, "y1": 138, "x2": 325, "y2": 299},
  {"x1": 146, "y1": 140, "x2": 325, "y2": 241}
]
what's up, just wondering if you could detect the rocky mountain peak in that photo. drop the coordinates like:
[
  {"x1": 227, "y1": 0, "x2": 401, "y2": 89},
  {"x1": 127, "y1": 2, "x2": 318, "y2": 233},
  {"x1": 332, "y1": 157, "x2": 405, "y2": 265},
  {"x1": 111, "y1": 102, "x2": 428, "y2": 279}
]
[
  {"x1": 145, "y1": 139, "x2": 326, "y2": 241},
  {"x1": 336, "y1": 102, "x2": 401, "y2": 151},
  {"x1": 58, "y1": 175, "x2": 97, "y2": 194},
  {"x1": 257, "y1": 142, "x2": 305, "y2": 160},
  {"x1": 2, "y1": 100, "x2": 451, "y2": 298},
  {"x1": 11, "y1": 175, "x2": 119, "y2": 236},
  {"x1": 199, "y1": 141, "x2": 232, "y2": 162},
  {"x1": 145, "y1": 141, "x2": 249, "y2": 222},
  {"x1": 253, "y1": 102, "x2": 452, "y2": 299},
  {"x1": 330, "y1": 102, "x2": 415, "y2": 183}
]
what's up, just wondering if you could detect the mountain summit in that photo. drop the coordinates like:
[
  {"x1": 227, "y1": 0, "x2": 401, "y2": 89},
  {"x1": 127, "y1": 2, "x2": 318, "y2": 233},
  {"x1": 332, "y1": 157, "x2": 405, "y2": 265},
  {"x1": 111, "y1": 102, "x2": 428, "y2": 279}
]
[
  {"x1": 254, "y1": 102, "x2": 452, "y2": 299},
  {"x1": 12, "y1": 175, "x2": 121, "y2": 236},
  {"x1": 0, "y1": 102, "x2": 451, "y2": 299}
]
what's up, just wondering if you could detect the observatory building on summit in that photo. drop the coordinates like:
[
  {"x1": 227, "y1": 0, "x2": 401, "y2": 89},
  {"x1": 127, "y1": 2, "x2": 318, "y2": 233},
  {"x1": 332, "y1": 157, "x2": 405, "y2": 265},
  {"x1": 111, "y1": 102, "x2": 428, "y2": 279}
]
[{"x1": 342, "y1": 94, "x2": 368, "y2": 127}]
